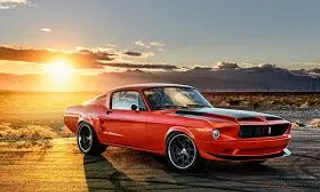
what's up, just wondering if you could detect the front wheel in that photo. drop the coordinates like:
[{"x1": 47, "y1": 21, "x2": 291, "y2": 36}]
[
  {"x1": 166, "y1": 133, "x2": 202, "y2": 171},
  {"x1": 77, "y1": 123, "x2": 106, "y2": 156}
]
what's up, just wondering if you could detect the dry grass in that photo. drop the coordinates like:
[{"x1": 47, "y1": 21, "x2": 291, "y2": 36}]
[
  {"x1": 0, "y1": 139, "x2": 52, "y2": 149},
  {"x1": 292, "y1": 120, "x2": 306, "y2": 128},
  {"x1": 0, "y1": 91, "x2": 94, "y2": 141},
  {"x1": 203, "y1": 92, "x2": 320, "y2": 110},
  {"x1": 307, "y1": 119, "x2": 320, "y2": 128},
  {"x1": 0, "y1": 123, "x2": 58, "y2": 140},
  {"x1": 204, "y1": 92, "x2": 320, "y2": 127}
]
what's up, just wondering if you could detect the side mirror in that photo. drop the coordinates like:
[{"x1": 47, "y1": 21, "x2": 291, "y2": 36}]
[{"x1": 131, "y1": 104, "x2": 138, "y2": 111}]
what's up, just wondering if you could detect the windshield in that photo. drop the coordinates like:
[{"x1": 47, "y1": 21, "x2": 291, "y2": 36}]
[{"x1": 143, "y1": 87, "x2": 212, "y2": 110}]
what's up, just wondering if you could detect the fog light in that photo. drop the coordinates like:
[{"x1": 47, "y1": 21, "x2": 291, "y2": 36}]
[{"x1": 212, "y1": 129, "x2": 220, "y2": 139}]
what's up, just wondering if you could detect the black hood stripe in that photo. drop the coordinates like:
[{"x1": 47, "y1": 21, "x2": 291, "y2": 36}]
[{"x1": 176, "y1": 108, "x2": 283, "y2": 121}]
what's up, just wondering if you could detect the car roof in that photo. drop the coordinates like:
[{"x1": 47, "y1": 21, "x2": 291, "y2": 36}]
[{"x1": 109, "y1": 83, "x2": 194, "y2": 92}]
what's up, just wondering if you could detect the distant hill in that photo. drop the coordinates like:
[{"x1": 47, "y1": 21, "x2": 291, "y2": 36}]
[{"x1": 0, "y1": 66, "x2": 319, "y2": 92}]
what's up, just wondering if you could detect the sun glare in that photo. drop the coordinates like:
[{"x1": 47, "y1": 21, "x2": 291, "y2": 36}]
[{"x1": 44, "y1": 60, "x2": 74, "y2": 82}]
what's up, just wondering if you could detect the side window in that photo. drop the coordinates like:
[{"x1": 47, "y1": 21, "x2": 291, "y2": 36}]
[{"x1": 111, "y1": 91, "x2": 147, "y2": 111}]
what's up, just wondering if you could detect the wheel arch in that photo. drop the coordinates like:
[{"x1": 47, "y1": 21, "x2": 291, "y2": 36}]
[
  {"x1": 77, "y1": 117, "x2": 105, "y2": 141},
  {"x1": 76, "y1": 118, "x2": 107, "y2": 155},
  {"x1": 165, "y1": 126, "x2": 196, "y2": 144},
  {"x1": 165, "y1": 126, "x2": 203, "y2": 171},
  {"x1": 77, "y1": 117, "x2": 93, "y2": 129}
]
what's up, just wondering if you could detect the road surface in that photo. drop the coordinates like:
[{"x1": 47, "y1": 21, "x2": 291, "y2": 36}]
[{"x1": 0, "y1": 128, "x2": 319, "y2": 192}]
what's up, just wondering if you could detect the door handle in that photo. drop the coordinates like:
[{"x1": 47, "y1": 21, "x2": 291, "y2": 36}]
[{"x1": 106, "y1": 110, "x2": 113, "y2": 115}]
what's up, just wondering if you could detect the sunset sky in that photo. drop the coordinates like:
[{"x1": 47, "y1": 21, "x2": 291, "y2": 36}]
[{"x1": 0, "y1": 0, "x2": 320, "y2": 77}]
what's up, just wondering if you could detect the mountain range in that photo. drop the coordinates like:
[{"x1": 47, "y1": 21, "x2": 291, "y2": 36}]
[{"x1": 0, "y1": 64, "x2": 319, "y2": 92}]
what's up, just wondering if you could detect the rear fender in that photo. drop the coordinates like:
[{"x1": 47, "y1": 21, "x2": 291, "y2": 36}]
[
  {"x1": 78, "y1": 117, "x2": 103, "y2": 140},
  {"x1": 78, "y1": 117, "x2": 93, "y2": 129}
]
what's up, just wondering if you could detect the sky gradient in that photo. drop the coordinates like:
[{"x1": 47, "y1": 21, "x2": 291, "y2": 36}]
[{"x1": 0, "y1": 0, "x2": 320, "y2": 74}]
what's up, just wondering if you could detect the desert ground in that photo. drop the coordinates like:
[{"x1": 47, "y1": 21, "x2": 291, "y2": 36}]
[
  {"x1": 0, "y1": 128, "x2": 319, "y2": 191},
  {"x1": 0, "y1": 91, "x2": 319, "y2": 191}
]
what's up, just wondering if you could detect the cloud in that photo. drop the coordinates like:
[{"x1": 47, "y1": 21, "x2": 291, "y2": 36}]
[
  {"x1": 40, "y1": 28, "x2": 51, "y2": 32},
  {"x1": 0, "y1": 46, "x2": 114, "y2": 68},
  {"x1": 135, "y1": 40, "x2": 165, "y2": 49},
  {"x1": 238, "y1": 62, "x2": 255, "y2": 68},
  {"x1": 107, "y1": 43, "x2": 116, "y2": 48},
  {"x1": 214, "y1": 61, "x2": 240, "y2": 69},
  {"x1": 258, "y1": 63, "x2": 276, "y2": 69},
  {"x1": 141, "y1": 52, "x2": 155, "y2": 58},
  {"x1": 0, "y1": 4, "x2": 10, "y2": 9},
  {"x1": 123, "y1": 51, "x2": 154, "y2": 58},
  {"x1": 309, "y1": 68, "x2": 320, "y2": 74},
  {"x1": 135, "y1": 40, "x2": 145, "y2": 47},
  {"x1": 76, "y1": 46, "x2": 115, "y2": 54},
  {"x1": 0, "y1": 0, "x2": 27, "y2": 2},
  {"x1": 150, "y1": 42, "x2": 165, "y2": 47},
  {"x1": 188, "y1": 66, "x2": 212, "y2": 72},
  {"x1": 306, "y1": 68, "x2": 320, "y2": 77},
  {"x1": 0, "y1": 46, "x2": 177, "y2": 70},
  {"x1": 123, "y1": 51, "x2": 141, "y2": 57},
  {"x1": 104, "y1": 62, "x2": 178, "y2": 70},
  {"x1": 0, "y1": 0, "x2": 30, "y2": 9}
]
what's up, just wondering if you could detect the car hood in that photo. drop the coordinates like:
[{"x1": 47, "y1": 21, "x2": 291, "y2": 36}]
[{"x1": 175, "y1": 107, "x2": 283, "y2": 122}]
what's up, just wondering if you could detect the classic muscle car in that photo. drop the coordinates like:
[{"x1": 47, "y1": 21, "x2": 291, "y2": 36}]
[{"x1": 64, "y1": 83, "x2": 292, "y2": 171}]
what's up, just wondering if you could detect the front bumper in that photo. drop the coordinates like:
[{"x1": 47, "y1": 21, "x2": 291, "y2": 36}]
[
  {"x1": 210, "y1": 148, "x2": 291, "y2": 160},
  {"x1": 197, "y1": 135, "x2": 291, "y2": 161}
]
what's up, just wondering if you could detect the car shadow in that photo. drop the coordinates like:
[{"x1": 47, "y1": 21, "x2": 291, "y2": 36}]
[
  {"x1": 83, "y1": 154, "x2": 139, "y2": 191},
  {"x1": 148, "y1": 154, "x2": 288, "y2": 191},
  {"x1": 83, "y1": 150, "x2": 286, "y2": 191},
  {"x1": 149, "y1": 153, "x2": 283, "y2": 176}
]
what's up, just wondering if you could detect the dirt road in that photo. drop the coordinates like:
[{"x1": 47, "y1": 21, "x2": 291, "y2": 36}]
[{"x1": 0, "y1": 128, "x2": 319, "y2": 192}]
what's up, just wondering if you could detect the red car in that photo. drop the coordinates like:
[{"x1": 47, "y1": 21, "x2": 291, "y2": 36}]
[{"x1": 64, "y1": 84, "x2": 291, "y2": 171}]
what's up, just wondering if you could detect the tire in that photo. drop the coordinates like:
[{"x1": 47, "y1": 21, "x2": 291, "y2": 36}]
[
  {"x1": 77, "y1": 123, "x2": 106, "y2": 156},
  {"x1": 166, "y1": 133, "x2": 202, "y2": 171}
]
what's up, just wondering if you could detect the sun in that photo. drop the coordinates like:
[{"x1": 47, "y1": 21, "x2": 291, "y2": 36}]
[{"x1": 44, "y1": 60, "x2": 74, "y2": 81}]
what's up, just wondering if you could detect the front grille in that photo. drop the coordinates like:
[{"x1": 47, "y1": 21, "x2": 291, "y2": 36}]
[{"x1": 240, "y1": 123, "x2": 289, "y2": 138}]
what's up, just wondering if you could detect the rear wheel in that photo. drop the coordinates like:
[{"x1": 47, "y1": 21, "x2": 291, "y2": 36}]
[
  {"x1": 77, "y1": 123, "x2": 106, "y2": 156},
  {"x1": 166, "y1": 133, "x2": 201, "y2": 171}
]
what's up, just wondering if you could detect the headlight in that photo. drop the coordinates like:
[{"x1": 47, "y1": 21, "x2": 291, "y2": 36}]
[{"x1": 212, "y1": 129, "x2": 220, "y2": 139}]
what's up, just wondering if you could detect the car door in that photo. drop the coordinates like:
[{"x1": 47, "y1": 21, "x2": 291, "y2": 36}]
[{"x1": 102, "y1": 90, "x2": 147, "y2": 148}]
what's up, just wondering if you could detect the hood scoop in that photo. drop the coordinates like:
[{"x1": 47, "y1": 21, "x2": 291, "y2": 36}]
[
  {"x1": 175, "y1": 110, "x2": 205, "y2": 116},
  {"x1": 236, "y1": 116, "x2": 262, "y2": 121},
  {"x1": 263, "y1": 115, "x2": 283, "y2": 121}
]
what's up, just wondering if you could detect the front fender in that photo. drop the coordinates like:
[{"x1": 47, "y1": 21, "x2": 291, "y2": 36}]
[{"x1": 165, "y1": 126, "x2": 197, "y2": 144}]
